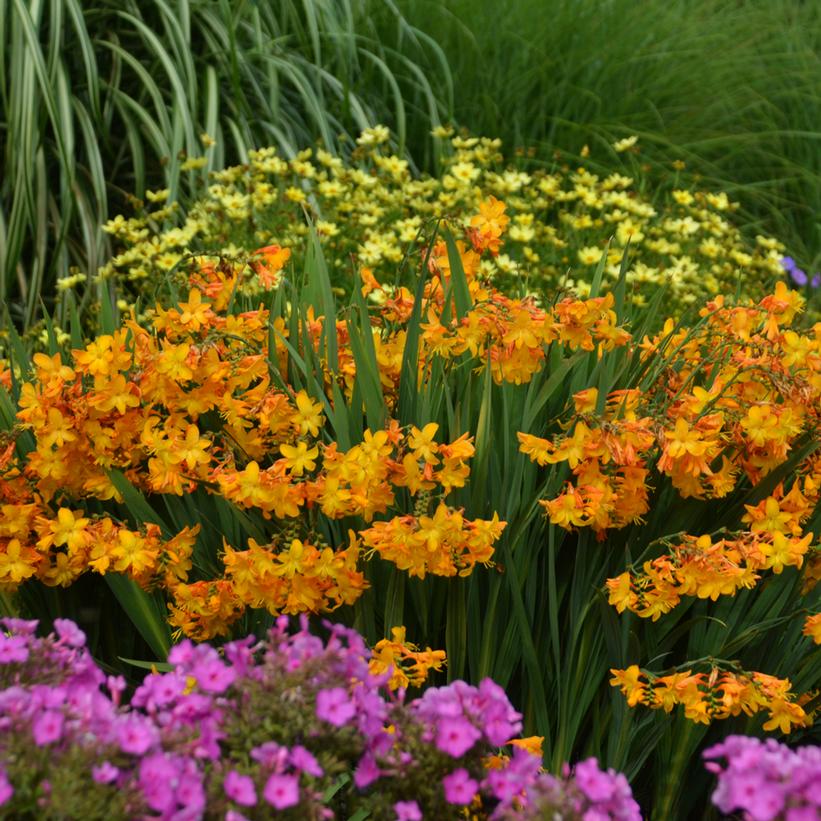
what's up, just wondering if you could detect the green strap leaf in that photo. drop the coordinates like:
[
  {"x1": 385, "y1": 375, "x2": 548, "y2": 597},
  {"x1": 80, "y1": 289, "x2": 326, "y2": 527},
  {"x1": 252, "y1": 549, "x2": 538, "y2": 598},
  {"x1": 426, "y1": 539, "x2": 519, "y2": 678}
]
[{"x1": 105, "y1": 574, "x2": 171, "y2": 661}]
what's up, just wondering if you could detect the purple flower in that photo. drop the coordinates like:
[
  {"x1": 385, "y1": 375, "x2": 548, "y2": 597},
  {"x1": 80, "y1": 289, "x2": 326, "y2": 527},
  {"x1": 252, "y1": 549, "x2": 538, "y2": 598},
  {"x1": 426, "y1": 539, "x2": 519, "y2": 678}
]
[
  {"x1": 781, "y1": 256, "x2": 810, "y2": 286},
  {"x1": 117, "y1": 716, "x2": 157, "y2": 755},
  {"x1": 263, "y1": 774, "x2": 299, "y2": 810},
  {"x1": 575, "y1": 758, "x2": 616, "y2": 802},
  {"x1": 442, "y1": 768, "x2": 478, "y2": 805},
  {"x1": 53, "y1": 618, "x2": 86, "y2": 647},
  {"x1": 315, "y1": 687, "x2": 355, "y2": 727},
  {"x1": 0, "y1": 769, "x2": 12, "y2": 806},
  {"x1": 791, "y1": 268, "x2": 809, "y2": 286},
  {"x1": 812, "y1": 273, "x2": 820, "y2": 289},
  {"x1": 394, "y1": 799, "x2": 422, "y2": 820},
  {"x1": 32, "y1": 711, "x2": 64, "y2": 746},
  {"x1": 0, "y1": 635, "x2": 29, "y2": 664},
  {"x1": 353, "y1": 753, "x2": 381, "y2": 789},
  {"x1": 291, "y1": 745, "x2": 323, "y2": 777},
  {"x1": 435, "y1": 716, "x2": 482, "y2": 757},
  {"x1": 91, "y1": 762, "x2": 119, "y2": 784},
  {"x1": 224, "y1": 771, "x2": 257, "y2": 807}
]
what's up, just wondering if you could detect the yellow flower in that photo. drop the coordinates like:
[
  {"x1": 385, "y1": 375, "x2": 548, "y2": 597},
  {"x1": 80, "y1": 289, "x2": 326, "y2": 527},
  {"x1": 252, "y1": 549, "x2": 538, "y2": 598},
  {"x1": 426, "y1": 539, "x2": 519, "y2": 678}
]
[
  {"x1": 578, "y1": 246, "x2": 603, "y2": 265},
  {"x1": 292, "y1": 391, "x2": 324, "y2": 437},
  {"x1": 613, "y1": 135, "x2": 638, "y2": 152},
  {"x1": 609, "y1": 665, "x2": 645, "y2": 707},
  {"x1": 279, "y1": 441, "x2": 319, "y2": 476},
  {"x1": 803, "y1": 613, "x2": 821, "y2": 644}
]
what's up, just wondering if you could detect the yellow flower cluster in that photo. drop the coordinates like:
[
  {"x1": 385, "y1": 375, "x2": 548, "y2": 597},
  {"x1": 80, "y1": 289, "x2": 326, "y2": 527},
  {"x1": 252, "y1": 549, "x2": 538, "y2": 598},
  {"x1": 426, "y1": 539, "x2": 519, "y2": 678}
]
[
  {"x1": 0, "y1": 500, "x2": 197, "y2": 592},
  {"x1": 520, "y1": 285, "x2": 821, "y2": 547},
  {"x1": 607, "y1": 525, "x2": 815, "y2": 621},
  {"x1": 500, "y1": 244, "x2": 820, "y2": 732},
  {"x1": 360, "y1": 501, "x2": 505, "y2": 580},
  {"x1": 1, "y1": 191, "x2": 815, "y2": 665},
  {"x1": 3, "y1": 325, "x2": 502, "y2": 637},
  {"x1": 93, "y1": 129, "x2": 787, "y2": 316},
  {"x1": 8, "y1": 197, "x2": 606, "y2": 637},
  {"x1": 369, "y1": 626, "x2": 448, "y2": 689},
  {"x1": 610, "y1": 664, "x2": 811, "y2": 733},
  {"x1": 518, "y1": 394, "x2": 655, "y2": 533}
]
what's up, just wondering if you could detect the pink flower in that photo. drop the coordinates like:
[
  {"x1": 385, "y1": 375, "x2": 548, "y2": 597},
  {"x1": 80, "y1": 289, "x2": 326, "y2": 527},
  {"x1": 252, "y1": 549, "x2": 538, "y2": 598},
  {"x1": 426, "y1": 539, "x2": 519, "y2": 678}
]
[
  {"x1": 263, "y1": 774, "x2": 299, "y2": 810},
  {"x1": 0, "y1": 769, "x2": 12, "y2": 806},
  {"x1": 117, "y1": 716, "x2": 157, "y2": 755},
  {"x1": 191, "y1": 658, "x2": 236, "y2": 694},
  {"x1": 0, "y1": 618, "x2": 37, "y2": 635},
  {"x1": 442, "y1": 768, "x2": 478, "y2": 805},
  {"x1": 394, "y1": 799, "x2": 422, "y2": 820},
  {"x1": 106, "y1": 675, "x2": 126, "y2": 707},
  {"x1": 53, "y1": 618, "x2": 86, "y2": 647},
  {"x1": 32, "y1": 711, "x2": 64, "y2": 746},
  {"x1": 786, "y1": 809, "x2": 820, "y2": 821},
  {"x1": 139, "y1": 754, "x2": 177, "y2": 813},
  {"x1": 224, "y1": 771, "x2": 257, "y2": 807},
  {"x1": 353, "y1": 753, "x2": 382, "y2": 789},
  {"x1": 315, "y1": 687, "x2": 355, "y2": 727},
  {"x1": 176, "y1": 771, "x2": 206, "y2": 813},
  {"x1": 436, "y1": 717, "x2": 481, "y2": 757},
  {"x1": 91, "y1": 762, "x2": 119, "y2": 784},
  {"x1": 575, "y1": 758, "x2": 616, "y2": 802},
  {"x1": 291, "y1": 746, "x2": 323, "y2": 777},
  {"x1": 251, "y1": 741, "x2": 288, "y2": 770},
  {"x1": 0, "y1": 635, "x2": 29, "y2": 664}
]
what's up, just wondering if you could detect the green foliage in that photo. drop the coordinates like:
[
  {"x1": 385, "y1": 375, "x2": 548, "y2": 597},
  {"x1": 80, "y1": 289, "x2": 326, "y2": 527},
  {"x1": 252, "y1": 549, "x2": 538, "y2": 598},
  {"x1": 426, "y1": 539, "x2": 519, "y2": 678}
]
[
  {"x1": 0, "y1": 0, "x2": 449, "y2": 331},
  {"x1": 397, "y1": 0, "x2": 821, "y2": 266}
]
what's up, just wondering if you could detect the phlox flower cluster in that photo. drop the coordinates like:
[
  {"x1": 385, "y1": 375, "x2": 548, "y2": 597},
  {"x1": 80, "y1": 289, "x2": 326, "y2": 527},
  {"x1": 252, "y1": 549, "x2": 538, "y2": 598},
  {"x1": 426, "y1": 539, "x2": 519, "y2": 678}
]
[
  {"x1": 490, "y1": 756, "x2": 641, "y2": 821},
  {"x1": 704, "y1": 734, "x2": 821, "y2": 820},
  {"x1": 0, "y1": 616, "x2": 640, "y2": 820}
]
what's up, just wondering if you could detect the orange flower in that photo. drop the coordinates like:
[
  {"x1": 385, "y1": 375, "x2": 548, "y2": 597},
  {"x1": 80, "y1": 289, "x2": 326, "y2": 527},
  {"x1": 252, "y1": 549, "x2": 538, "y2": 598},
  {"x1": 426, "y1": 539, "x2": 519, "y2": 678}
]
[{"x1": 251, "y1": 244, "x2": 291, "y2": 289}]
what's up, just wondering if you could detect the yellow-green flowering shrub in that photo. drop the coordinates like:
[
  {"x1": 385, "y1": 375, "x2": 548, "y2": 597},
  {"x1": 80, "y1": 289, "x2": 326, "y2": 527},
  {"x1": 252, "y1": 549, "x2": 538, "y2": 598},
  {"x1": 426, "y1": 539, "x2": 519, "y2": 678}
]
[{"x1": 92, "y1": 128, "x2": 785, "y2": 315}]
